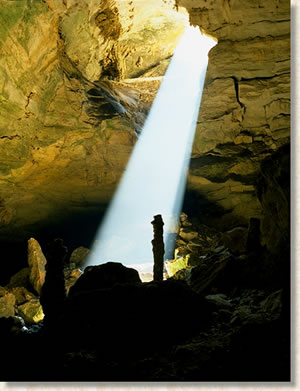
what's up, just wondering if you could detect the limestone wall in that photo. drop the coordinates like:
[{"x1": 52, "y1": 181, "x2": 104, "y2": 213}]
[{"x1": 178, "y1": 0, "x2": 290, "y2": 229}]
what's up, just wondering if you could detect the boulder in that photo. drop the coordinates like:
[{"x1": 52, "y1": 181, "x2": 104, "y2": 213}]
[
  {"x1": 69, "y1": 247, "x2": 90, "y2": 267},
  {"x1": 179, "y1": 228, "x2": 198, "y2": 242},
  {"x1": 205, "y1": 293, "x2": 233, "y2": 309},
  {"x1": 9, "y1": 316, "x2": 27, "y2": 335},
  {"x1": 0, "y1": 315, "x2": 27, "y2": 336},
  {"x1": 180, "y1": 212, "x2": 192, "y2": 227},
  {"x1": 69, "y1": 262, "x2": 141, "y2": 296},
  {"x1": 175, "y1": 217, "x2": 222, "y2": 262},
  {"x1": 260, "y1": 289, "x2": 283, "y2": 321},
  {"x1": 64, "y1": 268, "x2": 83, "y2": 295},
  {"x1": 174, "y1": 246, "x2": 191, "y2": 258},
  {"x1": 0, "y1": 286, "x2": 6, "y2": 296},
  {"x1": 229, "y1": 289, "x2": 283, "y2": 327},
  {"x1": 165, "y1": 256, "x2": 189, "y2": 278},
  {"x1": 186, "y1": 246, "x2": 267, "y2": 295},
  {"x1": 186, "y1": 249, "x2": 236, "y2": 295},
  {"x1": 221, "y1": 227, "x2": 248, "y2": 254},
  {"x1": 0, "y1": 292, "x2": 16, "y2": 318},
  {"x1": 0, "y1": 315, "x2": 26, "y2": 336},
  {"x1": 139, "y1": 273, "x2": 153, "y2": 282},
  {"x1": 8, "y1": 268, "x2": 30, "y2": 289},
  {"x1": 27, "y1": 238, "x2": 47, "y2": 295},
  {"x1": 18, "y1": 299, "x2": 44, "y2": 324},
  {"x1": 61, "y1": 279, "x2": 212, "y2": 359},
  {"x1": 11, "y1": 287, "x2": 36, "y2": 306}
]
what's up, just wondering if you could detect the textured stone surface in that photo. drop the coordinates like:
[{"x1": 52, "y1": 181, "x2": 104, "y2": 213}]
[
  {"x1": 176, "y1": 0, "x2": 290, "y2": 229},
  {"x1": 165, "y1": 256, "x2": 189, "y2": 277},
  {"x1": 0, "y1": 0, "x2": 290, "y2": 244},
  {"x1": 11, "y1": 286, "x2": 36, "y2": 306},
  {"x1": 69, "y1": 262, "x2": 141, "y2": 296},
  {"x1": 64, "y1": 268, "x2": 83, "y2": 294},
  {"x1": 8, "y1": 268, "x2": 30, "y2": 289},
  {"x1": 118, "y1": 0, "x2": 187, "y2": 78},
  {"x1": 69, "y1": 247, "x2": 90, "y2": 267},
  {"x1": 0, "y1": 0, "x2": 187, "y2": 241},
  {"x1": 0, "y1": 291, "x2": 16, "y2": 318},
  {"x1": 177, "y1": 0, "x2": 290, "y2": 41},
  {"x1": 27, "y1": 238, "x2": 47, "y2": 295},
  {"x1": 18, "y1": 299, "x2": 44, "y2": 324},
  {"x1": 256, "y1": 144, "x2": 289, "y2": 253},
  {"x1": 221, "y1": 227, "x2": 248, "y2": 255}
]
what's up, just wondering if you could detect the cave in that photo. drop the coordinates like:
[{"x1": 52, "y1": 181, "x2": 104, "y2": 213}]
[{"x1": 0, "y1": 0, "x2": 290, "y2": 383}]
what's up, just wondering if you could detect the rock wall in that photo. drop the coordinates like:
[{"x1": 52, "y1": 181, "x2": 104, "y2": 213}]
[
  {"x1": 178, "y1": 0, "x2": 290, "y2": 229},
  {"x1": 0, "y1": 0, "x2": 186, "y2": 241},
  {"x1": 0, "y1": 0, "x2": 290, "y2": 247}
]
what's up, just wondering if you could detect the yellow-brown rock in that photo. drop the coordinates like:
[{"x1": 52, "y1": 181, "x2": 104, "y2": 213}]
[
  {"x1": 27, "y1": 238, "x2": 47, "y2": 295},
  {"x1": 177, "y1": 0, "x2": 290, "y2": 228},
  {"x1": 0, "y1": 291, "x2": 16, "y2": 318},
  {"x1": 177, "y1": 0, "x2": 289, "y2": 41},
  {"x1": 0, "y1": 0, "x2": 187, "y2": 240},
  {"x1": 0, "y1": 0, "x2": 290, "y2": 242},
  {"x1": 18, "y1": 299, "x2": 44, "y2": 324}
]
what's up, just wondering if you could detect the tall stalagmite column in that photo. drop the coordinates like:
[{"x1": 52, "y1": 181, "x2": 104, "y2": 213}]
[{"x1": 151, "y1": 214, "x2": 165, "y2": 282}]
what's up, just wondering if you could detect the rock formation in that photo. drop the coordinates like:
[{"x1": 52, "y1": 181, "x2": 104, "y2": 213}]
[
  {"x1": 0, "y1": 0, "x2": 290, "y2": 382},
  {"x1": 178, "y1": 0, "x2": 290, "y2": 233},
  {"x1": 151, "y1": 214, "x2": 165, "y2": 281},
  {"x1": 0, "y1": 0, "x2": 290, "y2": 251},
  {"x1": 27, "y1": 237, "x2": 47, "y2": 295},
  {"x1": 0, "y1": 0, "x2": 187, "y2": 242}
]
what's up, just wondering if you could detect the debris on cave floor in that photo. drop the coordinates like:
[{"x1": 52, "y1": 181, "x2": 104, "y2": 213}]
[{"x1": 0, "y1": 212, "x2": 290, "y2": 381}]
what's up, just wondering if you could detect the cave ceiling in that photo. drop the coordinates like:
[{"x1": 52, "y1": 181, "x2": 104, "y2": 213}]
[{"x1": 0, "y1": 0, "x2": 290, "y2": 241}]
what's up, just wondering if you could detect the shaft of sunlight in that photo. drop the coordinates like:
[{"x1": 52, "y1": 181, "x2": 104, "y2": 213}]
[{"x1": 85, "y1": 26, "x2": 217, "y2": 275}]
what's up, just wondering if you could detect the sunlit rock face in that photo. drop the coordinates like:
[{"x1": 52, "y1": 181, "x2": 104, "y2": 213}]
[
  {"x1": 178, "y1": 0, "x2": 290, "y2": 229},
  {"x1": 0, "y1": 0, "x2": 187, "y2": 241},
  {"x1": 0, "y1": 0, "x2": 290, "y2": 250}
]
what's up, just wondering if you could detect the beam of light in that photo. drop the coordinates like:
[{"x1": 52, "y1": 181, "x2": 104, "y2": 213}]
[{"x1": 85, "y1": 26, "x2": 217, "y2": 276}]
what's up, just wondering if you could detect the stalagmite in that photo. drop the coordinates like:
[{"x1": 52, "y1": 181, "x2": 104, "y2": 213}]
[{"x1": 151, "y1": 215, "x2": 165, "y2": 282}]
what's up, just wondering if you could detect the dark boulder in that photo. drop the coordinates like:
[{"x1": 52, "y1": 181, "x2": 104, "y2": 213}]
[
  {"x1": 221, "y1": 227, "x2": 248, "y2": 255},
  {"x1": 184, "y1": 247, "x2": 267, "y2": 295},
  {"x1": 55, "y1": 279, "x2": 213, "y2": 371},
  {"x1": 69, "y1": 261, "x2": 141, "y2": 296}
]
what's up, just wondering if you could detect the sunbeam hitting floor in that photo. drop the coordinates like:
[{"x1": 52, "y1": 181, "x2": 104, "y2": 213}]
[{"x1": 85, "y1": 26, "x2": 217, "y2": 275}]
